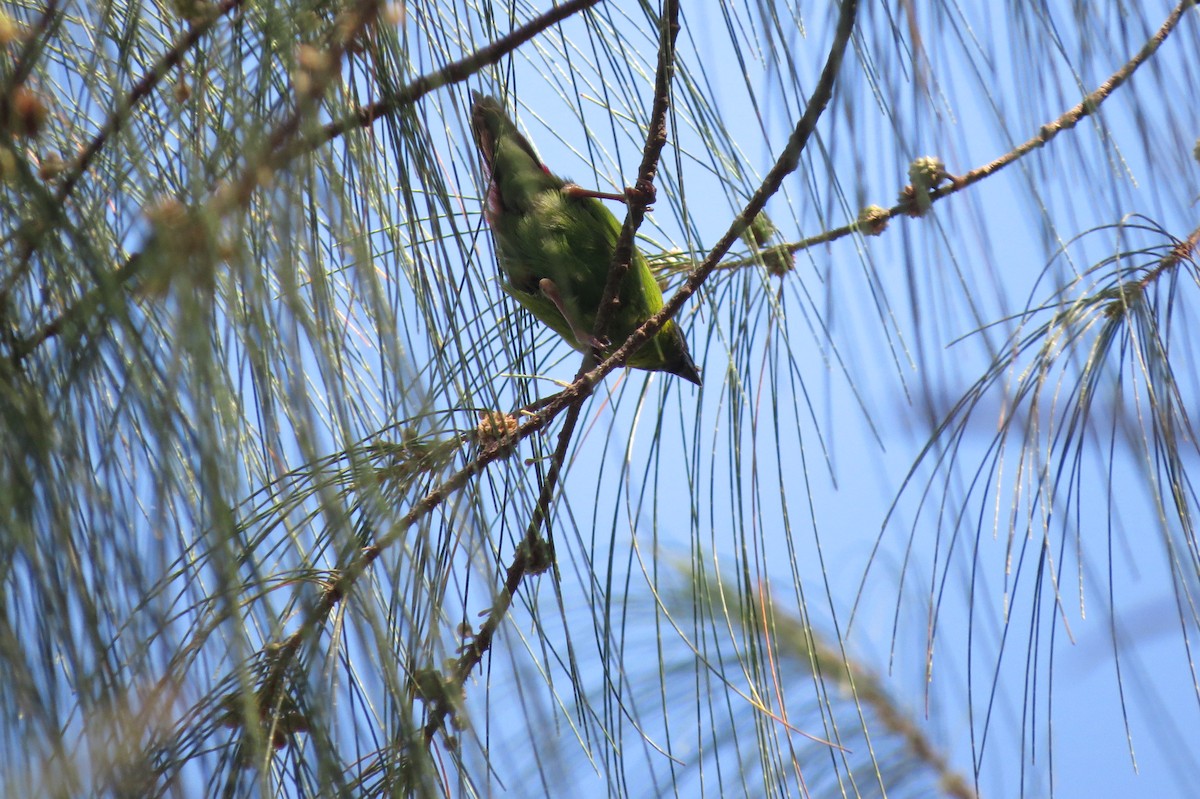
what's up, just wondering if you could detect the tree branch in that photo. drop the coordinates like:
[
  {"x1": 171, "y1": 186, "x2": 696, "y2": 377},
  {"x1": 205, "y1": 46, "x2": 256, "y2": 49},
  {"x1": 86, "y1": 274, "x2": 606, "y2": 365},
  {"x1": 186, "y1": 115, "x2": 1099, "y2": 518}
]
[
  {"x1": 2, "y1": 0, "x2": 244, "y2": 296},
  {"x1": 590, "y1": 0, "x2": 680, "y2": 345},
  {"x1": 422, "y1": 0, "x2": 684, "y2": 746},
  {"x1": 712, "y1": 0, "x2": 1198, "y2": 277},
  {"x1": 9, "y1": 0, "x2": 603, "y2": 365},
  {"x1": 588, "y1": 0, "x2": 859, "y2": 386},
  {"x1": 310, "y1": 0, "x2": 603, "y2": 152}
]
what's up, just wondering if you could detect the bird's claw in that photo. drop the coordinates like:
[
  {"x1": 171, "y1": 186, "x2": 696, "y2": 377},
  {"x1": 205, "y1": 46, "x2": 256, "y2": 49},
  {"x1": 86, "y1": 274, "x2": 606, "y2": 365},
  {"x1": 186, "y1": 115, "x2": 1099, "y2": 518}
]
[
  {"x1": 624, "y1": 179, "x2": 656, "y2": 208},
  {"x1": 572, "y1": 331, "x2": 610, "y2": 355},
  {"x1": 563, "y1": 181, "x2": 655, "y2": 210}
]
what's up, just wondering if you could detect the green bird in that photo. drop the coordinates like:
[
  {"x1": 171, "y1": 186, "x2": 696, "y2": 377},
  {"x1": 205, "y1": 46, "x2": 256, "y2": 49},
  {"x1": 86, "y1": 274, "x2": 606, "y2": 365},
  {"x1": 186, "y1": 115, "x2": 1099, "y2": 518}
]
[{"x1": 469, "y1": 92, "x2": 701, "y2": 386}]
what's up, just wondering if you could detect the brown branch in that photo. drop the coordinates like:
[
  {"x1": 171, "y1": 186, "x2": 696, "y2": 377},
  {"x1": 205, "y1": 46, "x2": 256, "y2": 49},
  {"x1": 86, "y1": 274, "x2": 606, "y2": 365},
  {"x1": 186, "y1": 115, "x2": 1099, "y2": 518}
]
[
  {"x1": 936, "y1": 0, "x2": 1197, "y2": 199},
  {"x1": 587, "y1": 0, "x2": 859, "y2": 386},
  {"x1": 58, "y1": 0, "x2": 244, "y2": 203},
  {"x1": 10, "y1": 252, "x2": 142, "y2": 362},
  {"x1": 415, "y1": 0, "x2": 685, "y2": 746},
  {"x1": 309, "y1": 0, "x2": 603, "y2": 153},
  {"x1": 8, "y1": 0, "x2": 363, "y2": 366},
  {"x1": 725, "y1": 0, "x2": 1199, "y2": 275},
  {"x1": 2, "y1": 0, "x2": 244, "y2": 300},
  {"x1": 5, "y1": 0, "x2": 61, "y2": 89},
  {"x1": 1139, "y1": 221, "x2": 1200, "y2": 290},
  {"x1": 423, "y1": 398, "x2": 584, "y2": 743},
  {"x1": 217, "y1": 2, "x2": 382, "y2": 211},
  {"x1": 256, "y1": 369, "x2": 593, "y2": 748},
  {"x1": 590, "y1": 0, "x2": 680, "y2": 345},
  {"x1": 10, "y1": 0, "x2": 600, "y2": 364}
]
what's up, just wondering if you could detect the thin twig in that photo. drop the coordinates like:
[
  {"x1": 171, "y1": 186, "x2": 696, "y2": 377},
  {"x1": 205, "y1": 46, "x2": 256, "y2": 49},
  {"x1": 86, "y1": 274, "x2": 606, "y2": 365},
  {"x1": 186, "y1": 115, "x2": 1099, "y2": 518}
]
[
  {"x1": 417, "y1": 0, "x2": 684, "y2": 744},
  {"x1": 585, "y1": 0, "x2": 859, "y2": 385},
  {"x1": 309, "y1": 0, "x2": 603, "y2": 152},
  {"x1": 9, "y1": 0, "x2": 600, "y2": 364},
  {"x1": 218, "y1": 2, "x2": 381, "y2": 209},
  {"x1": 8, "y1": 0, "x2": 366, "y2": 365},
  {"x1": 2, "y1": 1, "x2": 244, "y2": 298},
  {"x1": 934, "y1": 0, "x2": 1197, "y2": 199},
  {"x1": 4, "y1": 0, "x2": 61, "y2": 88},
  {"x1": 59, "y1": 1, "x2": 244, "y2": 202},
  {"x1": 716, "y1": 0, "x2": 1198, "y2": 278},
  {"x1": 423, "y1": 398, "x2": 584, "y2": 743},
  {"x1": 590, "y1": 1, "x2": 680, "y2": 345},
  {"x1": 1139, "y1": 221, "x2": 1200, "y2": 290}
]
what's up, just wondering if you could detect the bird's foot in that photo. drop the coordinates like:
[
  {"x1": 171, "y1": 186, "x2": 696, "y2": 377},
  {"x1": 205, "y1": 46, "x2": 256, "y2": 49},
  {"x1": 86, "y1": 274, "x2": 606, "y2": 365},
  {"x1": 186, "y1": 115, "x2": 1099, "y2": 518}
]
[
  {"x1": 624, "y1": 178, "x2": 655, "y2": 208},
  {"x1": 562, "y1": 180, "x2": 655, "y2": 211},
  {"x1": 562, "y1": 183, "x2": 628, "y2": 204},
  {"x1": 537, "y1": 278, "x2": 608, "y2": 353}
]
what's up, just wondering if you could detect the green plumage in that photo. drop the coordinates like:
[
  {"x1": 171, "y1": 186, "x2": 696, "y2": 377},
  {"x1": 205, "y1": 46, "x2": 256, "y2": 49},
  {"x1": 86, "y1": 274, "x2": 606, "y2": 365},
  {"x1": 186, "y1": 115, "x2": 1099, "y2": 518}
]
[{"x1": 470, "y1": 93, "x2": 701, "y2": 386}]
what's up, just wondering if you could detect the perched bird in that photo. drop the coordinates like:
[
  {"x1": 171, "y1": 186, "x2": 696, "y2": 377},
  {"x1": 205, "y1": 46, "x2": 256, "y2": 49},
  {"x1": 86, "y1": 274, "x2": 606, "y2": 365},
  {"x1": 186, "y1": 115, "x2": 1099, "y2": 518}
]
[{"x1": 469, "y1": 92, "x2": 701, "y2": 386}]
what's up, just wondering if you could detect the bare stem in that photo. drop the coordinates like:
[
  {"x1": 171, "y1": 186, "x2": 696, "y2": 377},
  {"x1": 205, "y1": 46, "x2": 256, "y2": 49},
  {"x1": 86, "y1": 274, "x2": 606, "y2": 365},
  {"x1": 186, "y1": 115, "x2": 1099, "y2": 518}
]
[
  {"x1": 715, "y1": 0, "x2": 1198, "y2": 277},
  {"x1": 9, "y1": 0, "x2": 601, "y2": 364},
  {"x1": 587, "y1": 0, "x2": 859, "y2": 385},
  {"x1": 422, "y1": 0, "x2": 684, "y2": 746}
]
